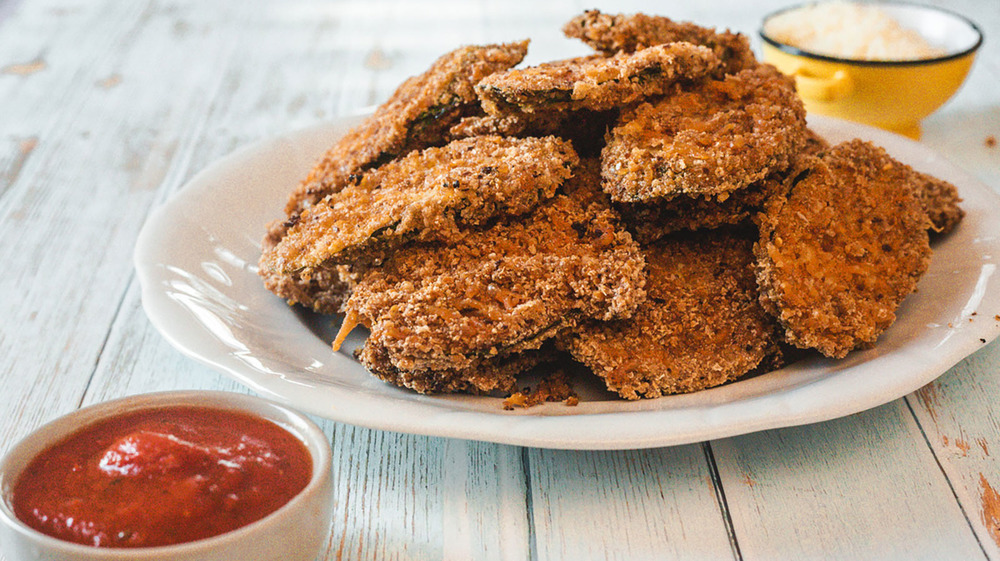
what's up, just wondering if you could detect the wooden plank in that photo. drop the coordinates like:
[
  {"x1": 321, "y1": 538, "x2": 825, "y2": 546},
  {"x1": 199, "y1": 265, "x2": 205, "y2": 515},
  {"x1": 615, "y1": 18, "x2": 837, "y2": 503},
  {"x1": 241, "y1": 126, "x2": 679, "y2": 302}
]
[
  {"x1": 439, "y1": 440, "x2": 530, "y2": 560},
  {"x1": 0, "y1": 0, "x2": 246, "y2": 450},
  {"x1": 714, "y1": 402, "x2": 987, "y2": 561},
  {"x1": 320, "y1": 428, "x2": 531, "y2": 561},
  {"x1": 526, "y1": 445, "x2": 736, "y2": 560},
  {"x1": 0, "y1": 136, "x2": 37, "y2": 201},
  {"x1": 326, "y1": 428, "x2": 447, "y2": 560},
  {"x1": 908, "y1": 341, "x2": 1000, "y2": 560}
]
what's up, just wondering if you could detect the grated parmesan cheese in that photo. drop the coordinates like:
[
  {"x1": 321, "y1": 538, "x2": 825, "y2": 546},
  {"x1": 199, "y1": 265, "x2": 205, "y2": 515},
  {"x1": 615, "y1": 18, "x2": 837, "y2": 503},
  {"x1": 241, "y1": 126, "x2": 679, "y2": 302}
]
[{"x1": 765, "y1": 1, "x2": 946, "y2": 60}]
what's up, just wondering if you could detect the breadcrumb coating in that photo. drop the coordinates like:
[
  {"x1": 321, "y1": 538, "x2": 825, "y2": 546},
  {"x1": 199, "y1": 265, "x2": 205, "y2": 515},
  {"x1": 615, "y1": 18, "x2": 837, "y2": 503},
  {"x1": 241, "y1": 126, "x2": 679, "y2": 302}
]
[
  {"x1": 618, "y1": 172, "x2": 787, "y2": 242},
  {"x1": 602, "y1": 64, "x2": 807, "y2": 202},
  {"x1": 448, "y1": 112, "x2": 561, "y2": 139},
  {"x1": 448, "y1": 109, "x2": 619, "y2": 158},
  {"x1": 754, "y1": 140, "x2": 932, "y2": 358},
  {"x1": 559, "y1": 231, "x2": 779, "y2": 399},
  {"x1": 360, "y1": 333, "x2": 556, "y2": 394},
  {"x1": 616, "y1": 150, "x2": 818, "y2": 242},
  {"x1": 344, "y1": 182, "x2": 646, "y2": 390},
  {"x1": 502, "y1": 369, "x2": 579, "y2": 409},
  {"x1": 260, "y1": 135, "x2": 577, "y2": 277},
  {"x1": 562, "y1": 10, "x2": 757, "y2": 74},
  {"x1": 558, "y1": 157, "x2": 608, "y2": 208},
  {"x1": 475, "y1": 43, "x2": 720, "y2": 114},
  {"x1": 283, "y1": 41, "x2": 528, "y2": 215},
  {"x1": 911, "y1": 170, "x2": 964, "y2": 234},
  {"x1": 259, "y1": 219, "x2": 356, "y2": 313},
  {"x1": 254, "y1": 14, "x2": 961, "y2": 402}
]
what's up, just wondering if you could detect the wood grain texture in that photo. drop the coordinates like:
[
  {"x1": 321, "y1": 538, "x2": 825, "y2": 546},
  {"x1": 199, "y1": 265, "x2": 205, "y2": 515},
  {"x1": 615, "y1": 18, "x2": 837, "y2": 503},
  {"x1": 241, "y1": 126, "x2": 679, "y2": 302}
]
[
  {"x1": 714, "y1": 402, "x2": 988, "y2": 560},
  {"x1": 0, "y1": 0, "x2": 193, "y2": 447},
  {"x1": 525, "y1": 445, "x2": 736, "y2": 560},
  {"x1": 1, "y1": 1, "x2": 999, "y2": 560},
  {"x1": 323, "y1": 428, "x2": 531, "y2": 561},
  {"x1": 908, "y1": 344, "x2": 1000, "y2": 559}
]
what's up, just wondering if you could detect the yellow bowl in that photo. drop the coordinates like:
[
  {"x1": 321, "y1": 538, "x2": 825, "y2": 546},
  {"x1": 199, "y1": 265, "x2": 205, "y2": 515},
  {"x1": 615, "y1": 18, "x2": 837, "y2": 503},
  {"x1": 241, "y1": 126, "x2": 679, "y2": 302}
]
[{"x1": 760, "y1": 2, "x2": 982, "y2": 139}]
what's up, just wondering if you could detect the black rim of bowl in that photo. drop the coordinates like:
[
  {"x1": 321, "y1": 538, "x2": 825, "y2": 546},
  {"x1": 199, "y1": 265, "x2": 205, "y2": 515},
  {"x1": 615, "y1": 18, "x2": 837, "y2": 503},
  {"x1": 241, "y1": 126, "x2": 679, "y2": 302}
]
[{"x1": 759, "y1": 1, "x2": 984, "y2": 67}]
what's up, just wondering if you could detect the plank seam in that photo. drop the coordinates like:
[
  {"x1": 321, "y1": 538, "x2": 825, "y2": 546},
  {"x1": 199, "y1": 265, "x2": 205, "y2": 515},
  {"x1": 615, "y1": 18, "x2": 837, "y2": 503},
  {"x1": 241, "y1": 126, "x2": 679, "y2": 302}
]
[
  {"x1": 521, "y1": 447, "x2": 538, "y2": 561},
  {"x1": 80, "y1": 0, "x2": 249, "y2": 407},
  {"x1": 78, "y1": 273, "x2": 134, "y2": 409},
  {"x1": 702, "y1": 442, "x2": 745, "y2": 561},
  {"x1": 903, "y1": 395, "x2": 992, "y2": 560}
]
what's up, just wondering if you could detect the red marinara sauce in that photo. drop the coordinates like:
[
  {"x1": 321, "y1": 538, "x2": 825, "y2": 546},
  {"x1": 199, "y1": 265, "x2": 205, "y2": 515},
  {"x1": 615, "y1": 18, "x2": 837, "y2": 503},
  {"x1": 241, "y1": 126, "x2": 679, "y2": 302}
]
[{"x1": 11, "y1": 406, "x2": 312, "y2": 548}]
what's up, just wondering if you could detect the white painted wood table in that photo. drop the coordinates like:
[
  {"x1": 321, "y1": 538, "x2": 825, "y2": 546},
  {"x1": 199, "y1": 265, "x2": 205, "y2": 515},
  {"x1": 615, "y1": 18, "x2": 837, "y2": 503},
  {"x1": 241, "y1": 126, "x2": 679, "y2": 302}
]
[{"x1": 2, "y1": 0, "x2": 999, "y2": 559}]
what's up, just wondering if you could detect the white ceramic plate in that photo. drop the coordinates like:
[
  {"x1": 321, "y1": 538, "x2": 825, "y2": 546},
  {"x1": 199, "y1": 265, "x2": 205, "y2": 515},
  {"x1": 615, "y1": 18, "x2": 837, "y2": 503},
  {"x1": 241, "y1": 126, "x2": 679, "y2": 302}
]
[{"x1": 134, "y1": 114, "x2": 1000, "y2": 450}]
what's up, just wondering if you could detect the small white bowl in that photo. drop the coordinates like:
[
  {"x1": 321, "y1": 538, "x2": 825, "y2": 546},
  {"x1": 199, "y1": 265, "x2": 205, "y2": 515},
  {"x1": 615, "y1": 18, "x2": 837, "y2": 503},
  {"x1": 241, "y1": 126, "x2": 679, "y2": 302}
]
[{"x1": 0, "y1": 391, "x2": 333, "y2": 561}]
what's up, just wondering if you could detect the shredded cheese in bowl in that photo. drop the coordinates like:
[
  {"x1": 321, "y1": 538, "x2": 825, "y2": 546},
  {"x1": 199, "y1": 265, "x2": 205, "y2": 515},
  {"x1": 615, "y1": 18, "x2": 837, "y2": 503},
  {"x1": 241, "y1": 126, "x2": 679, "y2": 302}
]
[{"x1": 765, "y1": 1, "x2": 946, "y2": 60}]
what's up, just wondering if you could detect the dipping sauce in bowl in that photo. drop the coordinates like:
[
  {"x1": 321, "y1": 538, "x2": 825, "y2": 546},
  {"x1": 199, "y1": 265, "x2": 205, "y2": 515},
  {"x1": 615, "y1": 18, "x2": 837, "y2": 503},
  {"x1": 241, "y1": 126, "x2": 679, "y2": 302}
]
[
  {"x1": 10, "y1": 405, "x2": 312, "y2": 548},
  {"x1": 0, "y1": 391, "x2": 333, "y2": 561}
]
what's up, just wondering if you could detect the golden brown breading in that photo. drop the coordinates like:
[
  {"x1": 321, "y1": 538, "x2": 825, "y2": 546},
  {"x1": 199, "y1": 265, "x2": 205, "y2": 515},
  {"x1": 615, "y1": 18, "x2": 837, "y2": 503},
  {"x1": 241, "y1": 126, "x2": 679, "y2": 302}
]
[
  {"x1": 260, "y1": 135, "x2": 578, "y2": 278},
  {"x1": 259, "y1": 219, "x2": 356, "y2": 313},
  {"x1": 559, "y1": 231, "x2": 780, "y2": 400},
  {"x1": 254, "y1": 14, "x2": 957, "y2": 402},
  {"x1": 562, "y1": 9, "x2": 756, "y2": 74},
  {"x1": 264, "y1": 264, "x2": 355, "y2": 314},
  {"x1": 601, "y1": 64, "x2": 807, "y2": 202},
  {"x1": 502, "y1": 369, "x2": 579, "y2": 409},
  {"x1": 618, "y1": 173, "x2": 786, "y2": 242},
  {"x1": 447, "y1": 109, "x2": 619, "y2": 158},
  {"x1": 617, "y1": 148, "x2": 819, "y2": 242},
  {"x1": 558, "y1": 157, "x2": 608, "y2": 206},
  {"x1": 475, "y1": 43, "x2": 720, "y2": 114},
  {"x1": 343, "y1": 185, "x2": 646, "y2": 392},
  {"x1": 283, "y1": 41, "x2": 528, "y2": 215},
  {"x1": 754, "y1": 140, "x2": 932, "y2": 358},
  {"x1": 447, "y1": 112, "x2": 559, "y2": 139},
  {"x1": 911, "y1": 170, "x2": 964, "y2": 234},
  {"x1": 360, "y1": 333, "x2": 556, "y2": 395}
]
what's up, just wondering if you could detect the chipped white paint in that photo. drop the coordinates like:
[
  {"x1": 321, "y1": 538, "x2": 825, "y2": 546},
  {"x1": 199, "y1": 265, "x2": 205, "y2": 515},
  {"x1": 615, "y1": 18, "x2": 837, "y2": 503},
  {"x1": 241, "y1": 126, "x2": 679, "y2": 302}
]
[
  {"x1": 715, "y1": 402, "x2": 987, "y2": 560},
  {"x1": 908, "y1": 349, "x2": 1000, "y2": 559},
  {"x1": 1, "y1": 0, "x2": 999, "y2": 560}
]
